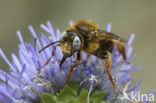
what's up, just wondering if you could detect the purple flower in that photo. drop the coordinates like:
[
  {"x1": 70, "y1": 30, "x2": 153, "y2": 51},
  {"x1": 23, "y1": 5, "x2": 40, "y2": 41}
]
[{"x1": 0, "y1": 21, "x2": 142, "y2": 103}]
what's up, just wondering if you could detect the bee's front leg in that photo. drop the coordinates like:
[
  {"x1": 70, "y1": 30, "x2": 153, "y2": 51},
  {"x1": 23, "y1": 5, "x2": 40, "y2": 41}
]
[
  {"x1": 37, "y1": 45, "x2": 56, "y2": 71},
  {"x1": 66, "y1": 50, "x2": 82, "y2": 84},
  {"x1": 104, "y1": 51, "x2": 119, "y2": 96}
]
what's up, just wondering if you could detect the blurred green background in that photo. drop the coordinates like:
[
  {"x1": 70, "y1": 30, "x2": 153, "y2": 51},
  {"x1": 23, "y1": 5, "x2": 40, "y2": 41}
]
[{"x1": 0, "y1": 0, "x2": 156, "y2": 92}]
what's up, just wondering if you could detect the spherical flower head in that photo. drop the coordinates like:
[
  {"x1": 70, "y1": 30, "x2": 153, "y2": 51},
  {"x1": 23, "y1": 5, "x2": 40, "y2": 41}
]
[{"x1": 0, "y1": 21, "x2": 143, "y2": 103}]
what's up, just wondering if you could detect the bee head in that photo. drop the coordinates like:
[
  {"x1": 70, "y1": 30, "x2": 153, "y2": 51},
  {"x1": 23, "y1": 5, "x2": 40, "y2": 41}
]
[
  {"x1": 58, "y1": 31, "x2": 81, "y2": 68},
  {"x1": 39, "y1": 31, "x2": 81, "y2": 68},
  {"x1": 60, "y1": 31, "x2": 81, "y2": 57}
]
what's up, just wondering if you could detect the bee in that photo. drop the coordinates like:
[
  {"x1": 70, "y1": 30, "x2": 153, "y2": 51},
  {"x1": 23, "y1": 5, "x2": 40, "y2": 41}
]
[{"x1": 38, "y1": 20, "x2": 128, "y2": 95}]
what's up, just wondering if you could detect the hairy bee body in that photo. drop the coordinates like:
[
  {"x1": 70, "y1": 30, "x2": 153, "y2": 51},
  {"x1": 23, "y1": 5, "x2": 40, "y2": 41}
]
[{"x1": 66, "y1": 20, "x2": 119, "y2": 59}]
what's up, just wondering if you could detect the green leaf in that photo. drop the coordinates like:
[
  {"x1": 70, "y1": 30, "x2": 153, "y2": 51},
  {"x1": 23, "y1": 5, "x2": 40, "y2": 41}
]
[
  {"x1": 74, "y1": 89, "x2": 88, "y2": 103},
  {"x1": 69, "y1": 81, "x2": 79, "y2": 95},
  {"x1": 41, "y1": 93, "x2": 56, "y2": 103},
  {"x1": 58, "y1": 85, "x2": 76, "y2": 102},
  {"x1": 40, "y1": 82, "x2": 111, "y2": 103},
  {"x1": 91, "y1": 91, "x2": 105, "y2": 103}
]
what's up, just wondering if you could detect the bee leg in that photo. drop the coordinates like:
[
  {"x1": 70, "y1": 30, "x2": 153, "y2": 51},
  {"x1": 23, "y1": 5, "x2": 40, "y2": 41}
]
[
  {"x1": 66, "y1": 51, "x2": 81, "y2": 84},
  {"x1": 112, "y1": 40, "x2": 129, "y2": 64},
  {"x1": 112, "y1": 40, "x2": 126, "y2": 60},
  {"x1": 37, "y1": 50, "x2": 54, "y2": 71},
  {"x1": 104, "y1": 51, "x2": 119, "y2": 96},
  {"x1": 37, "y1": 45, "x2": 58, "y2": 71}
]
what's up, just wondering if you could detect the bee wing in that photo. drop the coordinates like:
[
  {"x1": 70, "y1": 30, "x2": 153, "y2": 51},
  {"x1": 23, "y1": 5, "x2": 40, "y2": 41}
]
[{"x1": 97, "y1": 29, "x2": 127, "y2": 43}]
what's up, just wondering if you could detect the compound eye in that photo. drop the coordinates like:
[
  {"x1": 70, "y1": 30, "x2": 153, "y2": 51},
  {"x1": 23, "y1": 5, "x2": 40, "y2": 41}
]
[{"x1": 72, "y1": 36, "x2": 81, "y2": 51}]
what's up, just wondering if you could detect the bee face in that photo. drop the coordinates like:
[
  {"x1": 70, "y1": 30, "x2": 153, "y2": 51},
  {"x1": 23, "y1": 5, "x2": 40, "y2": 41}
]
[
  {"x1": 60, "y1": 31, "x2": 81, "y2": 57},
  {"x1": 60, "y1": 42, "x2": 72, "y2": 56}
]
